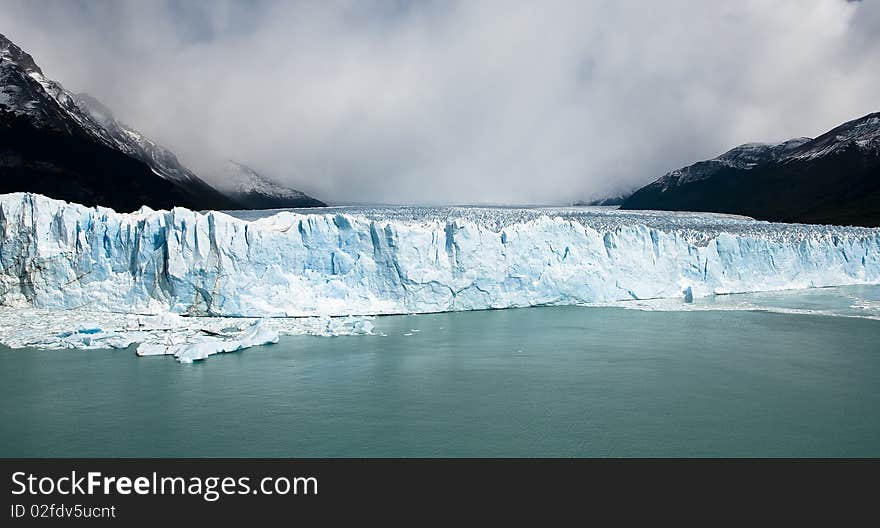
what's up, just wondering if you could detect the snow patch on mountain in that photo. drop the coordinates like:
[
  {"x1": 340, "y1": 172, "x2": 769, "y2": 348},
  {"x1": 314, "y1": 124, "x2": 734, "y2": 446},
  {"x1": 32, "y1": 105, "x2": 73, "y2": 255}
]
[
  {"x1": 215, "y1": 161, "x2": 312, "y2": 200},
  {"x1": 69, "y1": 93, "x2": 200, "y2": 184},
  {"x1": 645, "y1": 112, "x2": 880, "y2": 195},
  {"x1": 0, "y1": 32, "x2": 224, "y2": 195},
  {"x1": 654, "y1": 137, "x2": 812, "y2": 192},
  {"x1": 786, "y1": 113, "x2": 880, "y2": 161},
  {"x1": 211, "y1": 160, "x2": 325, "y2": 208}
]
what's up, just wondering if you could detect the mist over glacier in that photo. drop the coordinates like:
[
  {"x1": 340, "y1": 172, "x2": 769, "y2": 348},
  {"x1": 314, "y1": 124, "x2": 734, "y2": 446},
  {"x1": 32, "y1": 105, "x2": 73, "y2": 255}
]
[
  {"x1": 3, "y1": 1, "x2": 879, "y2": 204},
  {"x1": 1, "y1": 193, "x2": 878, "y2": 319}
]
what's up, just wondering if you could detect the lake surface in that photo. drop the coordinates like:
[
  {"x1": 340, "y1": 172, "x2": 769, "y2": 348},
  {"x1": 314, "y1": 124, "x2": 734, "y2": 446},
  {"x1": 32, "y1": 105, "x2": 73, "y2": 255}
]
[{"x1": 2, "y1": 289, "x2": 879, "y2": 457}]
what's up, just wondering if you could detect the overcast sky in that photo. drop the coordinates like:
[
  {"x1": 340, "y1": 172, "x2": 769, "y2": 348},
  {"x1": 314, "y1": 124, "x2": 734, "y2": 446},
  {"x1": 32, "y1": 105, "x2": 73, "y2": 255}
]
[{"x1": 2, "y1": 0, "x2": 878, "y2": 204}]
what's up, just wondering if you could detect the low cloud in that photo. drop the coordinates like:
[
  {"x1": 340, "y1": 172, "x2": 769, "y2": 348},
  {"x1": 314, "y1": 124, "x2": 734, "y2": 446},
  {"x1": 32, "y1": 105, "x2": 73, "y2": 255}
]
[{"x1": 2, "y1": 0, "x2": 878, "y2": 204}]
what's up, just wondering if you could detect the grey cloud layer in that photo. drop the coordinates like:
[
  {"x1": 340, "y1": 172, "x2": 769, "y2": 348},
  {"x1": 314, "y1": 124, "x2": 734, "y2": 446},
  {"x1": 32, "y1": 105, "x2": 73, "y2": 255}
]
[{"x1": 2, "y1": 0, "x2": 878, "y2": 204}]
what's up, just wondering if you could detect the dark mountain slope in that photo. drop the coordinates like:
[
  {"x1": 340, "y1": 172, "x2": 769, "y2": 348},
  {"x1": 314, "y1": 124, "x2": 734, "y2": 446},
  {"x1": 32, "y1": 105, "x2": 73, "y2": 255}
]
[
  {"x1": 0, "y1": 33, "x2": 237, "y2": 212},
  {"x1": 621, "y1": 113, "x2": 880, "y2": 227},
  {"x1": 0, "y1": 106, "x2": 217, "y2": 211},
  {"x1": 213, "y1": 161, "x2": 326, "y2": 209}
]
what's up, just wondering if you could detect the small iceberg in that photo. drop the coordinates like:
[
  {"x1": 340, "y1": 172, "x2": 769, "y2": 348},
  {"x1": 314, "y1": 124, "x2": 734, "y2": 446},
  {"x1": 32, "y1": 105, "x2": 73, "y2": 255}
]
[{"x1": 137, "y1": 321, "x2": 280, "y2": 363}]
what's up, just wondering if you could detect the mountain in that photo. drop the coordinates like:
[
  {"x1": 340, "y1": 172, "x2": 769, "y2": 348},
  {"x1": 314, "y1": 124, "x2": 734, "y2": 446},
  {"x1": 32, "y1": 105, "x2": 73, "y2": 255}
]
[
  {"x1": 0, "y1": 33, "x2": 237, "y2": 212},
  {"x1": 213, "y1": 161, "x2": 326, "y2": 209},
  {"x1": 71, "y1": 93, "x2": 213, "y2": 188},
  {"x1": 573, "y1": 192, "x2": 632, "y2": 207},
  {"x1": 621, "y1": 113, "x2": 880, "y2": 227}
]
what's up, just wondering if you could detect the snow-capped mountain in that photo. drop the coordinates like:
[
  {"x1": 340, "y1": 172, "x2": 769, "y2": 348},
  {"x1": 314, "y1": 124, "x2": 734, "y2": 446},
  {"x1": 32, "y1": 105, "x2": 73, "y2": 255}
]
[
  {"x1": 788, "y1": 113, "x2": 880, "y2": 161},
  {"x1": 648, "y1": 138, "x2": 812, "y2": 192},
  {"x1": 0, "y1": 33, "x2": 237, "y2": 211},
  {"x1": 71, "y1": 92, "x2": 204, "y2": 185},
  {"x1": 214, "y1": 161, "x2": 326, "y2": 209},
  {"x1": 622, "y1": 112, "x2": 880, "y2": 226},
  {"x1": 573, "y1": 192, "x2": 632, "y2": 207},
  {"x1": 0, "y1": 35, "x2": 91, "y2": 135}
]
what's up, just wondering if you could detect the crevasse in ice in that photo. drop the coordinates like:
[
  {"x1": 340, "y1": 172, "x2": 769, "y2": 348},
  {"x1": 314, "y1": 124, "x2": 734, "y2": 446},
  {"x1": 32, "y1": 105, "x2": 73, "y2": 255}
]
[{"x1": 1, "y1": 192, "x2": 879, "y2": 317}]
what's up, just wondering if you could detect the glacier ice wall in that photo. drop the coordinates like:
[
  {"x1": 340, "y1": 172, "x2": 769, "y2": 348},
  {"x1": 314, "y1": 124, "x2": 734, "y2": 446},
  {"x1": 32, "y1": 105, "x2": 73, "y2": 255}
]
[{"x1": 1, "y1": 192, "x2": 879, "y2": 317}]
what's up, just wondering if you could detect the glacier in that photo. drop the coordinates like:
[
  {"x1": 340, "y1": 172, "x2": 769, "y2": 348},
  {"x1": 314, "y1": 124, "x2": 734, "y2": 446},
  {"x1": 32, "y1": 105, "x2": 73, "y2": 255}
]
[{"x1": 2, "y1": 192, "x2": 880, "y2": 318}]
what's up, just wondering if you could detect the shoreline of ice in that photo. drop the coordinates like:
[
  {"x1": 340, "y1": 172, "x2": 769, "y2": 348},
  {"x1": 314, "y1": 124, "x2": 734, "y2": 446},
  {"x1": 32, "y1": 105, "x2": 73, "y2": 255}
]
[
  {"x1": 0, "y1": 307, "x2": 375, "y2": 363},
  {"x1": 584, "y1": 284, "x2": 880, "y2": 322},
  {"x1": 3, "y1": 284, "x2": 879, "y2": 363}
]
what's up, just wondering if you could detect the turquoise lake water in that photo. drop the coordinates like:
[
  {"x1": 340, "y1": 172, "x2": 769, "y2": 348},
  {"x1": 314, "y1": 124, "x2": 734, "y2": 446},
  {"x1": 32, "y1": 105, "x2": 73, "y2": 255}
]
[{"x1": 2, "y1": 291, "x2": 879, "y2": 457}]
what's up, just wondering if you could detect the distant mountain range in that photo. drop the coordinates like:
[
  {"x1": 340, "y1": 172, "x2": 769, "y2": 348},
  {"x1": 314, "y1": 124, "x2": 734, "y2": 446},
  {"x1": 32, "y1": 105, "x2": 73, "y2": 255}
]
[
  {"x1": 5, "y1": 33, "x2": 877, "y2": 225},
  {"x1": 213, "y1": 161, "x2": 325, "y2": 209},
  {"x1": 621, "y1": 113, "x2": 880, "y2": 226},
  {"x1": 0, "y1": 33, "x2": 323, "y2": 212},
  {"x1": 573, "y1": 193, "x2": 632, "y2": 207}
]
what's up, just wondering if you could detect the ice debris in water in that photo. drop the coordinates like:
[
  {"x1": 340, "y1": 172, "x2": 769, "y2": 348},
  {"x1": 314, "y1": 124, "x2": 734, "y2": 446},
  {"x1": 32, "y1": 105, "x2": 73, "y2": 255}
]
[
  {"x1": 0, "y1": 307, "x2": 375, "y2": 363},
  {"x1": 136, "y1": 320, "x2": 280, "y2": 363}
]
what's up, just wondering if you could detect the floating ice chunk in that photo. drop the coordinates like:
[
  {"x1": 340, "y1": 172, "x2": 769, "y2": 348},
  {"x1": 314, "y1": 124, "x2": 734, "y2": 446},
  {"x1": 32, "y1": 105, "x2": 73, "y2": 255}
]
[
  {"x1": 136, "y1": 343, "x2": 169, "y2": 357},
  {"x1": 171, "y1": 340, "x2": 226, "y2": 363},
  {"x1": 136, "y1": 321, "x2": 280, "y2": 363},
  {"x1": 352, "y1": 319, "x2": 374, "y2": 335},
  {"x1": 0, "y1": 306, "x2": 375, "y2": 363},
  {"x1": 236, "y1": 320, "x2": 280, "y2": 349}
]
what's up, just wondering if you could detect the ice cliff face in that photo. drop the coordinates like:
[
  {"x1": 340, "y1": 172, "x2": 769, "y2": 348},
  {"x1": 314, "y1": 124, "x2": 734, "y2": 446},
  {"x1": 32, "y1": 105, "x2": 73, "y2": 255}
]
[{"x1": 1, "y1": 193, "x2": 879, "y2": 317}]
